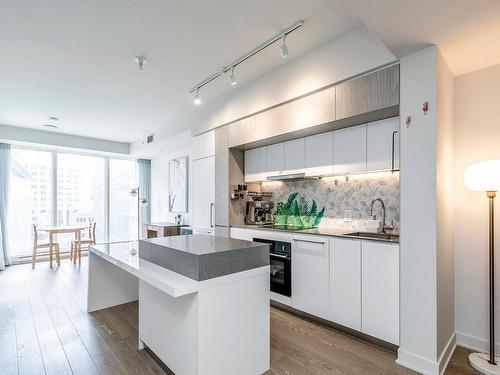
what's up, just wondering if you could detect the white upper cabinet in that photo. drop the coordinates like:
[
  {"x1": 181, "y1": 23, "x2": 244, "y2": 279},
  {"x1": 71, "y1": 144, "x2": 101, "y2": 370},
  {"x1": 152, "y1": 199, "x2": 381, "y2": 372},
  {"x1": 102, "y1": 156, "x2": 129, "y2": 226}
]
[
  {"x1": 193, "y1": 156, "x2": 215, "y2": 230},
  {"x1": 361, "y1": 241, "x2": 399, "y2": 344},
  {"x1": 366, "y1": 117, "x2": 400, "y2": 171},
  {"x1": 266, "y1": 143, "x2": 285, "y2": 178},
  {"x1": 305, "y1": 132, "x2": 334, "y2": 177},
  {"x1": 333, "y1": 124, "x2": 367, "y2": 174},
  {"x1": 284, "y1": 138, "x2": 305, "y2": 175},
  {"x1": 192, "y1": 130, "x2": 215, "y2": 160},
  {"x1": 244, "y1": 146, "x2": 266, "y2": 182},
  {"x1": 330, "y1": 238, "x2": 361, "y2": 331},
  {"x1": 291, "y1": 235, "x2": 330, "y2": 320}
]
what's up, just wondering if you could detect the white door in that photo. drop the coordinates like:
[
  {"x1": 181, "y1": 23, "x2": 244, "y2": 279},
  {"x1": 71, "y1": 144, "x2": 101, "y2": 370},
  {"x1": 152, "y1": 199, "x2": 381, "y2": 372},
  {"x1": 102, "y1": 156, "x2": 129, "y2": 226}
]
[
  {"x1": 244, "y1": 147, "x2": 267, "y2": 182},
  {"x1": 284, "y1": 138, "x2": 305, "y2": 175},
  {"x1": 291, "y1": 235, "x2": 330, "y2": 319},
  {"x1": 305, "y1": 132, "x2": 334, "y2": 177},
  {"x1": 266, "y1": 143, "x2": 284, "y2": 178},
  {"x1": 361, "y1": 241, "x2": 399, "y2": 344},
  {"x1": 193, "y1": 156, "x2": 215, "y2": 230},
  {"x1": 330, "y1": 238, "x2": 361, "y2": 330},
  {"x1": 333, "y1": 124, "x2": 367, "y2": 174},
  {"x1": 366, "y1": 117, "x2": 399, "y2": 171}
]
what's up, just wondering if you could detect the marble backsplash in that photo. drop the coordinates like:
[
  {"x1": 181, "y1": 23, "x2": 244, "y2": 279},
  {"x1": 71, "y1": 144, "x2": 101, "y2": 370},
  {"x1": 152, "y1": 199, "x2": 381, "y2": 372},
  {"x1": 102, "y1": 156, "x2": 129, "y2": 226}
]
[{"x1": 260, "y1": 172, "x2": 400, "y2": 230}]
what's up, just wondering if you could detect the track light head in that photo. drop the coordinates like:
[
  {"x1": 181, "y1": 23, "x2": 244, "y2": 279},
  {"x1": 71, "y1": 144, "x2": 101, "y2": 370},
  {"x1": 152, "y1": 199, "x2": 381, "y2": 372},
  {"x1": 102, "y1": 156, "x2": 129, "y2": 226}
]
[
  {"x1": 230, "y1": 67, "x2": 237, "y2": 86},
  {"x1": 280, "y1": 35, "x2": 288, "y2": 58},
  {"x1": 194, "y1": 89, "x2": 201, "y2": 105}
]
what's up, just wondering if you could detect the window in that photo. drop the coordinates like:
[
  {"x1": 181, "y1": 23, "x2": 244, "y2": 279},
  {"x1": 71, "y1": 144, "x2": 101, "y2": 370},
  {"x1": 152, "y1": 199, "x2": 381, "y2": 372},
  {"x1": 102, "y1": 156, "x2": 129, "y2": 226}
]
[
  {"x1": 56, "y1": 153, "x2": 105, "y2": 249},
  {"x1": 7, "y1": 147, "x2": 142, "y2": 259},
  {"x1": 8, "y1": 149, "x2": 54, "y2": 257},
  {"x1": 109, "y1": 159, "x2": 138, "y2": 242}
]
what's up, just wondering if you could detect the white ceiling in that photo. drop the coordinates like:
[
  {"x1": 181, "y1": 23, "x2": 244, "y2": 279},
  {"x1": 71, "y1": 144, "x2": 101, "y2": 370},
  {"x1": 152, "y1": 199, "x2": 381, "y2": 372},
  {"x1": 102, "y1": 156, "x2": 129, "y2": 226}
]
[
  {"x1": 346, "y1": 0, "x2": 500, "y2": 76},
  {"x1": 0, "y1": 0, "x2": 361, "y2": 142}
]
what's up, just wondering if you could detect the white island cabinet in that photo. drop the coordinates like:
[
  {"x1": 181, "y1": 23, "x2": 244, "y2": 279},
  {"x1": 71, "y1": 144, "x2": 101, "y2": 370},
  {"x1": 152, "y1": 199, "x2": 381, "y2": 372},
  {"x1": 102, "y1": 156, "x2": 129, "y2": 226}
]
[
  {"x1": 291, "y1": 235, "x2": 330, "y2": 320},
  {"x1": 88, "y1": 237, "x2": 270, "y2": 375}
]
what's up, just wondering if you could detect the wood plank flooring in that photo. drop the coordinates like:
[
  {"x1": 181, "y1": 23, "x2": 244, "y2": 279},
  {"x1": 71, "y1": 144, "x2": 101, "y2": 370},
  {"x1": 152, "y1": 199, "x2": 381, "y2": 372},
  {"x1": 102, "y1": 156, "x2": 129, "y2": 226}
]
[{"x1": 0, "y1": 259, "x2": 478, "y2": 375}]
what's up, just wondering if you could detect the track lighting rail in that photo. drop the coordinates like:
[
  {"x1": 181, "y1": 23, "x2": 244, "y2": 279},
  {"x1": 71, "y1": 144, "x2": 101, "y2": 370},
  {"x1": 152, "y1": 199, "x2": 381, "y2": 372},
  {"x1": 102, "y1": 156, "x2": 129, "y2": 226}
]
[{"x1": 189, "y1": 20, "x2": 304, "y2": 95}]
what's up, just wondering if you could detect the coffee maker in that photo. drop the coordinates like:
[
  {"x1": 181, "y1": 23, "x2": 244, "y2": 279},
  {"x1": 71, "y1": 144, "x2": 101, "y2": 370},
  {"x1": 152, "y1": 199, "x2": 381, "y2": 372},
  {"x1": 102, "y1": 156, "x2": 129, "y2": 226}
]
[{"x1": 245, "y1": 199, "x2": 274, "y2": 225}]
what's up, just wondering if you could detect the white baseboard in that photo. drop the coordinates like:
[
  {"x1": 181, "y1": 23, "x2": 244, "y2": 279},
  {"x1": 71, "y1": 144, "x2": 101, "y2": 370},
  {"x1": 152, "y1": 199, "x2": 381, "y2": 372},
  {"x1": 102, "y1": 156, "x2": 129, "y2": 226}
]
[
  {"x1": 396, "y1": 333, "x2": 456, "y2": 375},
  {"x1": 396, "y1": 349, "x2": 440, "y2": 375},
  {"x1": 438, "y1": 333, "x2": 457, "y2": 375},
  {"x1": 456, "y1": 331, "x2": 500, "y2": 354}
]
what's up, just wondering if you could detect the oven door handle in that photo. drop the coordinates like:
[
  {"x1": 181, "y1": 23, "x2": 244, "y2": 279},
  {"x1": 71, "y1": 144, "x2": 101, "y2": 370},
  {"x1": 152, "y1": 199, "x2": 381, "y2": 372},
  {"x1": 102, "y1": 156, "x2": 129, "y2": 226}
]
[
  {"x1": 292, "y1": 238, "x2": 325, "y2": 245},
  {"x1": 270, "y1": 253, "x2": 290, "y2": 259}
]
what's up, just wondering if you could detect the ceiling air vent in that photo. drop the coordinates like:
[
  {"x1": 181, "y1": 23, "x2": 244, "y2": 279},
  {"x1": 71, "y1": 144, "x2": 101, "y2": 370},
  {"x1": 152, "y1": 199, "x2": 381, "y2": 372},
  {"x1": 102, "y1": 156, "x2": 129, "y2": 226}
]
[{"x1": 146, "y1": 134, "x2": 154, "y2": 144}]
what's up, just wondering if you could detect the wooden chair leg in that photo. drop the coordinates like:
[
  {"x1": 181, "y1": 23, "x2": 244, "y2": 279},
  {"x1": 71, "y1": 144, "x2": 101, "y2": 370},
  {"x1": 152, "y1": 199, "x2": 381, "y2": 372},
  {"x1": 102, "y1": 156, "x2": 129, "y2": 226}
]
[
  {"x1": 56, "y1": 244, "x2": 60, "y2": 265},
  {"x1": 70, "y1": 242, "x2": 73, "y2": 260},
  {"x1": 49, "y1": 245, "x2": 53, "y2": 268},
  {"x1": 32, "y1": 246, "x2": 36, "y2": 269}
]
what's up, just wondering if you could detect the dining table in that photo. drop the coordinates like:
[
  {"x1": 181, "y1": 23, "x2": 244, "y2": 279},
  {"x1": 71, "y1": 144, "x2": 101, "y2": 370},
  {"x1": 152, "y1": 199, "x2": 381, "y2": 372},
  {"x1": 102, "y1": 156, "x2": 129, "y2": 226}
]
[{"x1": 38, "y1": 225, "x2": 87, "y2": 268}]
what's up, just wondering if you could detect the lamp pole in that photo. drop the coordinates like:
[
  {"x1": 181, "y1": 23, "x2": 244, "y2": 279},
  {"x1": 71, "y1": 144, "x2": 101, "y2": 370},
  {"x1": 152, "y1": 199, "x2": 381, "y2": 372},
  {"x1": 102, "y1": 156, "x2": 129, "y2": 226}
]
[{"x1": 488, "y1": 191, "x2": 496, "y2": 365}]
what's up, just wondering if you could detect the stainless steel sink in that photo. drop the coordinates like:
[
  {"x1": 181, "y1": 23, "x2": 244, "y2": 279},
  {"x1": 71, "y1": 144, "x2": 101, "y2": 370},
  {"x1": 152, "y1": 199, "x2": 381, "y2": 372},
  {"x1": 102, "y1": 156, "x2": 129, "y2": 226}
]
[{"x1": 343, "y1": 232, "x2": 399, "y2": 241}]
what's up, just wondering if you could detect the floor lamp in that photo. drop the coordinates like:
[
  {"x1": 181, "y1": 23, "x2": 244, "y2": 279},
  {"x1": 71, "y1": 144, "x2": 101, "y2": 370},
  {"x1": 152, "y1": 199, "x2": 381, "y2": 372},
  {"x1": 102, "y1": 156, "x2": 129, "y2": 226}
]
[
  {"x1": 465, "y1": 160, "x2": 500, "y2": 375},
  {"x1": 129, "y1": 187, "x2": 148, "y2": 255}
]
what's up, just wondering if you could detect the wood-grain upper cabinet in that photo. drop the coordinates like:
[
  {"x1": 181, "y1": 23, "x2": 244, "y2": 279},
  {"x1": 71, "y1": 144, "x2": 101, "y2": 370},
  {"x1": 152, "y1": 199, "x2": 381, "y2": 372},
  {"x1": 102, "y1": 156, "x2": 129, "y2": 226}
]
[
  {"x1": 266, "y1": 143, "x2": 284, "y2": 178},
  {"x1": 292, "y1": 235, "x2": 330, "y2": 320},
  {"x1": 244, "y1": 146, "x2": 266, "y2": 182},
  {"x1": 330, "y1": 238, "x2": 361, "y2": 331},
  {"x1": 336, "y1": 65, "x2": 399, "y2": 120},
  {"x1": 361, "y1": 241, "x2": 399, "y2": 344},
  {"x1": 284, "y1": 138, "x2": 305, "y2": 175},
  {"x1": 333, "y1": 124, "x2": 367, "y2": 174},
  {"x1": 290, "y1": 87, "x2": 335, "y2": 131},
  {"x1": 255, "y1": 104, "x2": 290, "y2": 140},
  {"x1": 366, "y1": 117, "x2": 400, "y2": 171},
  {"x1": 228, "y1": 116, "x2": 257, "y2": 148},
  {"x1": 305, "y1": 132, "x2": 334, "y2": 177}
]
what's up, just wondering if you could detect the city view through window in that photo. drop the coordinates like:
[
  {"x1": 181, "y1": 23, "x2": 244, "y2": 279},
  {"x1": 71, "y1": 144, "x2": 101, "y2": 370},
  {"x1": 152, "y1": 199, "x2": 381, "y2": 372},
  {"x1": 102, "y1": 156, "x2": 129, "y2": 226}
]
[{"x1": 8, "y1": 147, "x2": 138, "y2": 259}]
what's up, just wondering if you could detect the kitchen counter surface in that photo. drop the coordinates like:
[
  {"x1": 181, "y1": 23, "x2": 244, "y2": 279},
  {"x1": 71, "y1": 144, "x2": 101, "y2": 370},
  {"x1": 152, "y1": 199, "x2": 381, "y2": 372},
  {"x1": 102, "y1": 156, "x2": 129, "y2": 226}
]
[
  {"x1": 231, "y1": 224, "x2": 400, "y2": 244},
  {"x1": 139, "y1": 234, "x2": 269, "y2": 281}
]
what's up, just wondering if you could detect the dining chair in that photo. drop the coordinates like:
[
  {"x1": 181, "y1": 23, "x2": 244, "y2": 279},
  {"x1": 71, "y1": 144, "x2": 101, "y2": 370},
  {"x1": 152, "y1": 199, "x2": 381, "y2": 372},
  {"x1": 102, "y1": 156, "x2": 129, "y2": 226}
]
[
  {"x1": 71, "y1": 222, "x2": 96, "y2": 264},
  {"x1": 32, "y1": 224, "x2": 60, "y2": 269}
]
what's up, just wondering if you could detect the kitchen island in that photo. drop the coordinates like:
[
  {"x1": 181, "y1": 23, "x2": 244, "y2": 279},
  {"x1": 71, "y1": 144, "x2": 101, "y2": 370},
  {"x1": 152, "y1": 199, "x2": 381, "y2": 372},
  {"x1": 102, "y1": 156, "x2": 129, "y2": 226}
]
[{"x1": 87, "y1": 235, "x2": 270, "y2": 375}]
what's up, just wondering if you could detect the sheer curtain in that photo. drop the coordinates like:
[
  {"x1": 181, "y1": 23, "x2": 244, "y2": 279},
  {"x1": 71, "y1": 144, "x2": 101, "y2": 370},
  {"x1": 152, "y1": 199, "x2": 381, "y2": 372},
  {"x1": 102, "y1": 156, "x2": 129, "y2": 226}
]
[
  {"x1": 137, "y1": 159, "x2": 151, "y2": 227},
  {"x1": 0, "y1": 143, "x2": 11, "y2": 270}
]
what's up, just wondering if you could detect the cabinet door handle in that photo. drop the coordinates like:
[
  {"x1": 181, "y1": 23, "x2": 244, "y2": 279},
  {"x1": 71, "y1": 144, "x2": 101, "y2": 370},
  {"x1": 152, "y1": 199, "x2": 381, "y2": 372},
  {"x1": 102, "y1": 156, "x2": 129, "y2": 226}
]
[
  {"x1": 293, "y1": 238, "x2": 325, "y2": 245},
  {"x1": 209, "y1": 203, "x2": 214, "y2": 228},
  {"x1": 391, "y1": 130, "x2": 398, "y2": 172}
]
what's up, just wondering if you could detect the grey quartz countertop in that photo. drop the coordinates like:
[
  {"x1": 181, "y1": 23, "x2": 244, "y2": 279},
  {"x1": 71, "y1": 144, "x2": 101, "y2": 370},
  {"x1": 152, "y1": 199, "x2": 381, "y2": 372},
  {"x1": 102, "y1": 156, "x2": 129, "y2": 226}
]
[
  {"x1": 139, "y1": 234, "x2": 269, "y2": 281},
  {"x1": 231, "y1": 224, "x2": 400, "y2": 244}
]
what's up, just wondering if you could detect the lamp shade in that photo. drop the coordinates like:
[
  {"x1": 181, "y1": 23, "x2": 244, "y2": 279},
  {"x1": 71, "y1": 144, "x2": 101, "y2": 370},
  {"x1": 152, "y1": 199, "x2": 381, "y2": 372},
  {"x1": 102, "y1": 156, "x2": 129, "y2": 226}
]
[{"x1": 464, "y1": 160, "x2": 500, "y2": 192}]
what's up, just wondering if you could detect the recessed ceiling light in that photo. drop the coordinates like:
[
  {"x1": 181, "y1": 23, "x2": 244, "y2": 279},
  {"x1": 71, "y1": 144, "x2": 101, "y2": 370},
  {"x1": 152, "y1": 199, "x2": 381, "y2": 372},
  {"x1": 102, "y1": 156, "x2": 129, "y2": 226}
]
[{"x1": 43, "y1": 124, "x2": 58, "y2": 129}]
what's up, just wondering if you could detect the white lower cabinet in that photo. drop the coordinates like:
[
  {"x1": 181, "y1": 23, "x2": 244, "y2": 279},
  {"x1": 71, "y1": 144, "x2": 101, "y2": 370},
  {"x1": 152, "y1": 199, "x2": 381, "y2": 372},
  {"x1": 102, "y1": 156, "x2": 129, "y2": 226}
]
[
  {"x1": 330, "y1": 238, "x2": 362, "y2": 331},
  {"x1": 291, "y1": 235, "x2": 330, "y2": 320},
  {"x1": 361, "y1": 241, "x2": 399, "y2": 344}
]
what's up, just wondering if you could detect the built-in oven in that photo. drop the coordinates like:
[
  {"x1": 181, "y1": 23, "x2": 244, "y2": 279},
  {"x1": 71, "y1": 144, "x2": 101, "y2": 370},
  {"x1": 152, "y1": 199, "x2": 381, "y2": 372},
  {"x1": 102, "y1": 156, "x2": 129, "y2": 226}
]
[{"x1": 253, "y1": 238, "x2": 291, "y2": 297}]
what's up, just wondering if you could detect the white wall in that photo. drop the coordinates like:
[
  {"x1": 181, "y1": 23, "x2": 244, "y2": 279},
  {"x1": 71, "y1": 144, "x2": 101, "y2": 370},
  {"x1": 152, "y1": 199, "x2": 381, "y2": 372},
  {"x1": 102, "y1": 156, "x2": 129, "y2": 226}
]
[
  {"x1": 436, "y1": 49, "x2": 456, "y2": 373},
  {"x1": 398, "y1": 46, "x2": 439, "y2": 374},
  {"x1": 0, "y1": 123, "x2": 129, "y2": 154},
  {"x1": 454, "y1": 63, "x2": 500, "y2": 353},
  {"x1": 150, "y1": 131, "x2": 194, "y2": 224},
  {"x1": 149, "y1": 130, "x2": 215, "y2": 225}
]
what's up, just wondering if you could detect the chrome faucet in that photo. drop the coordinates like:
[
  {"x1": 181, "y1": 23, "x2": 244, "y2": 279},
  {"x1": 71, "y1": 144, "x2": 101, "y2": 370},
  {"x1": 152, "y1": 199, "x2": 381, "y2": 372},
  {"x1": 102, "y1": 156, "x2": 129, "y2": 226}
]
[{"x1": 370, "y1": 198, "x2": 394, "y2": 233}]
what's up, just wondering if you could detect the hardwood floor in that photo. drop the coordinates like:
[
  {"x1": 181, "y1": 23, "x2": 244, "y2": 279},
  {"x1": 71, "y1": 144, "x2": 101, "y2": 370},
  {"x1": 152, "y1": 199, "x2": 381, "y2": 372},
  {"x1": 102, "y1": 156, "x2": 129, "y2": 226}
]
[{"x1": 0, "y1": 259, "x2": 478, "y2": 375}]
